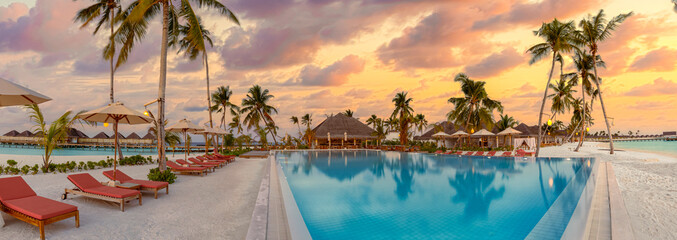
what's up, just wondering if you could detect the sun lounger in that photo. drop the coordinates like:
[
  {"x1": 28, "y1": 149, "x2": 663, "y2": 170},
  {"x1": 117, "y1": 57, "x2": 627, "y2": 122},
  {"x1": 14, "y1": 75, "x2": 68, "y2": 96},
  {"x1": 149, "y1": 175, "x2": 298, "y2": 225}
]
[
  {"x1": 188, "y1": 158, "x2": 222, "y2": 168},
  {"x1": 463, "y1": 151, "x2": 474, "y2": 156},
  {"x1": 214, "y1": 153, "x2": 235, "y2": 161},
  {"x1": 205, "y1": 154, "x2": 233, "y2": 163},
  {"x1": 0, "y1": 176, "x2": 79, "y2": 240},
  {"x1": 197, "y1": 156, "x2": 228, "y2": 164},
  {"x1": 443, "y1": 150, "x2": 454, "y2": 154},
  {"x1": 176, "y1": 159, "x2": 216, "y2": 172},
  {"x1": 65, "y1": 173, "x2": 141, "y2": 212},
  {"x1": 501, "y1": 152, "x2": 514, "y2": 157},
  {"x1": 102, "y1": 170, "x2": 169, "y2": 199},
  {"x1": 166, "y1": 161, "x2": 208, "y2": 176},
  {"x1": 434, "y1": 150, "x2": 443, "y2": 154},
  {"x1": 486, "y1": 151, "x2": 496, "y2": 156},
  {"x1": 474, "y1": 151, "x2": 485, "y2": 156}
]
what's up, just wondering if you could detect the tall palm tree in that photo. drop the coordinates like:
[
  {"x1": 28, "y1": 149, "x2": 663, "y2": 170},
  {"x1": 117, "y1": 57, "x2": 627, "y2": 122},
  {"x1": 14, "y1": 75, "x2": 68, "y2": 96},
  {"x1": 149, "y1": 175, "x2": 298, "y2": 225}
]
[
  {"x1": 117, "y1": 0, "x2": 238, "y2": 170},
  {"x1": 563, "y1": 50, "x2": 603, "y2": 151},
  {"x1": 301, "y1": 113, "x2": 313, "y2": 145},
  {"x1": 391, "y1": 92, "x2": 414, "y2": 145},
  {"x1": 290, "y1": 116, "x2": 302, "y2": 139},
  {"x1": 241, "y1": 85, "x2": 279, "y2": 145},
  {"x1": 447, "y1": 73, "x2": 503, "y2": 133},
  {"x1": 495, "y1": 114, "x2": 519, "y2": 131},
  {"x1": 366, "y1": 114, "x2": 378, "y2": 128},
  {"x1": 211, "y1": 86, "x2": 239, "y2": 131},
  {"x1": 578, "y1": 10, "x2": 633, "y2": 154},
  {"x1": 527, "y1": 19, "x2": 578, "y2": 157},
  {"x1": 344, "y1": 109, "x2": 354, "y2": 117},
  {"x1": 413, "y1": 114, "x2": 427, "y2": 136}
]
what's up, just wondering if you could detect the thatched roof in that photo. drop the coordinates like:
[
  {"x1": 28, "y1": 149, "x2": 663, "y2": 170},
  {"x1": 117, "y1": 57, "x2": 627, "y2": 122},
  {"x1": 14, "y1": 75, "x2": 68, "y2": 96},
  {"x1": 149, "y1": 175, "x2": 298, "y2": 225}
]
[
  {"x1": 112, "y1": 133, "x2": 126, "y2": 139},
  {"x1": 66, "y1": 128, "x2": 89, "y2": 138},
  {"x1": 126, "y1": 132, "x2": 141, "y2": 139},
  {"x1": 312, "y1": 113, "x2": 376, "y2": 139},
  {"x1": 142, "y1": 132, "x2": 155, "y2": 140},
  {"x1": 92, "y1": 132, "x2": 110, "y2": 139},
  {"x1": 17, "y1": 130, "x2": 34, "y2": 137},
  {"x1": 3, "y1": 130, "x2": 20, "y2": 137}
]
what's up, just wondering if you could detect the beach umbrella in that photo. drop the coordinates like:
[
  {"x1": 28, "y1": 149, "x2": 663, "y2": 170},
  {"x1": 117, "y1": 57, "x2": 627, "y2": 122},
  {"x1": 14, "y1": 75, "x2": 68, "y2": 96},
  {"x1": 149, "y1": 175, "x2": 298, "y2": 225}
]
[
  {"x1": 197, "y1": 127, "x2": 220, "y2": 154},
  {"x1": 77, "y1": 102, "x2": 152, "y2": 181},
  {"x1": 471, "y1": 129, "x2": 495, "y2": 147},
  {"x1": 432, "y1": 132, "x2": 451, "y2": 138},
  {"x1": 166, "y1": 119, "x2": 204, "y2": 161},
  {"x1": 497, "y1": 127, "x2": 522, "y2": 147},
  {"x1": 0, "y1": 77, "x2": 51, "y2": 107},
  {"x1": 451, "y1": 131, "x2": 469, "y2": 146}
]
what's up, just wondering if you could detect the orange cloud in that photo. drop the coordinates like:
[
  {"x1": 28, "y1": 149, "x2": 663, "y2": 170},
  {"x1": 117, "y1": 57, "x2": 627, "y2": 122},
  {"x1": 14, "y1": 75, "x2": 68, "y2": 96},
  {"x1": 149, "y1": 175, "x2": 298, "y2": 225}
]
[
  {"x1": 624, "y1": 78, "x2": 677, "y2": 96},
  {"x1": 629, "y1": 47, "x2": 677, "y2": 72}
]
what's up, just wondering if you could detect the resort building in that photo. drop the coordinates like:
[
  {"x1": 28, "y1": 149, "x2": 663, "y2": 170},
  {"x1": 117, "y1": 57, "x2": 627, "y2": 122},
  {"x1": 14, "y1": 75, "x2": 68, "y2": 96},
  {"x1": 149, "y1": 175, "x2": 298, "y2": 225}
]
[{"x1": 311, "y1": 113, "x2": 376, "y2": 148}]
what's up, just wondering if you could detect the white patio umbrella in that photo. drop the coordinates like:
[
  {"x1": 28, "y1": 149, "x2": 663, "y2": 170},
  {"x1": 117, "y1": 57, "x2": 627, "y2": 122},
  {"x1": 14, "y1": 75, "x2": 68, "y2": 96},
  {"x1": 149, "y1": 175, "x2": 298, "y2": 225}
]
[
  {"x1": 166, "y1": 119, "x2": 204, "y2": 161},
  {"x1": 471, "y1": 129, "x2": 495, "y2": 147},
  {"x1": 0, "y1": 77, "x2": 51, "y2": 106},
  {"x1": 432, "y1": 132, "x2": 451, "y2": 138},
  {"x1": 497, "y1": 127, "x2": 522, "y2": 148},
  {"x1": 77, "y1": 102, "x2": 152, "y2": 181},
  {"x1": 451, "y1": 131, "x2": 469, "y2": 146}
]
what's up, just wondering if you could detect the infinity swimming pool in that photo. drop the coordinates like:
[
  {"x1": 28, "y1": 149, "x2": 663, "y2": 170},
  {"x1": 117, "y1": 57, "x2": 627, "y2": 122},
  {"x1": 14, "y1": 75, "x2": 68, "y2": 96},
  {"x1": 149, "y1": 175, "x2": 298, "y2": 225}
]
[{"x1": 276, "y1": 150, "x2": 595, "y2": 239}]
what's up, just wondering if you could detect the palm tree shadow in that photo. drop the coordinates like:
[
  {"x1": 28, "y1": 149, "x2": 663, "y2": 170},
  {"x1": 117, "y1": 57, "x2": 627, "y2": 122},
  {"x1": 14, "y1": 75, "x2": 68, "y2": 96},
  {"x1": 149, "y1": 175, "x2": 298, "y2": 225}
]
[{"x1": 448, "y1": 169, "x2": 505, "y2": 221}]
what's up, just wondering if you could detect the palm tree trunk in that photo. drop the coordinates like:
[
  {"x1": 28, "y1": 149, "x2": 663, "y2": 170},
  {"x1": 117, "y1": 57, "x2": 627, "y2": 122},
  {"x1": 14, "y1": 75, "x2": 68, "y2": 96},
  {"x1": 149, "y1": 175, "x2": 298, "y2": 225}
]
[
  {"x1": 108, "y1": 8, "x2": 124, "y2": 161},
  {"x1": 204, "y1": 53, "x2": 215, "y2": 153},
  {"x1": 535, "y1": 53, "x2": 557, "y2": 157},
  {"x1": 260, "y1": 110, "x2": 278, "y2": 145},
  {"x1": 156, "y1": 1, "x2": 169, "y2": 171},
  {"x1": 591, "y1": 51, "x2": 614, "y2": 154},
  {"x1": 575, "y1": 83, "x2": 587, "y2": 151}
]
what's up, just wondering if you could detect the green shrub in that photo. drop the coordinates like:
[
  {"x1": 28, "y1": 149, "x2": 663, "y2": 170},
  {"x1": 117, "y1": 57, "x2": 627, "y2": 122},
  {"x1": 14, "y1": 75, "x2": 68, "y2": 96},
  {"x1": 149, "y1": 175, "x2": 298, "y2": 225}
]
[
  {"x1": 87, "y1": 161, "x2": 96, "y2": 170},
  {"x1": 31, "y1": 164, "x2": 39, "y2": 175},
  {"x1": 78, "y1": 161, "x2": 86, "y2": 170},
  {"x1": 7, "y1": 160, "x2": 17, "y2": 167},
  {"x1": 147, "y1": 168, "x2": 177, "y2": 184},
  {"x1": 0, "y1": 165, "x2": 4, "y2": 175},
  {"x1": 20, "y1": 165, "x2": 30, "y2": 175},
  {"x1": 98, "y1": 160, "x2": 108, "y2": 168}
]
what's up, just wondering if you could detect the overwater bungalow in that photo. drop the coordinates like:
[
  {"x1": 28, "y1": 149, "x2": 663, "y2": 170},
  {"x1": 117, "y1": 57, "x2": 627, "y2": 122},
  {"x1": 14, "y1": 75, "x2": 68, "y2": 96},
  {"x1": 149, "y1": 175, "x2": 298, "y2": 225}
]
[
  {"x1": 3, "y1": 130, "x2": 19, "y2": 137},
  {"x1": 312, "y1": 113, "x2": 376, "y2": 148}
]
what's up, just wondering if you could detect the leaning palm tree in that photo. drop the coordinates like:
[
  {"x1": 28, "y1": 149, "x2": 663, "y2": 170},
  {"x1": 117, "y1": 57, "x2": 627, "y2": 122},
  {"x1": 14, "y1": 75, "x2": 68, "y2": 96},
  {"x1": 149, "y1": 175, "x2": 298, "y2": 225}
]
[
  {"x1": 290, "y1": 116, "x2": 302, "y2": 139},
  {"x1": 241, "y1": 85, "x2": 278, "y2": 145},
  {"x1": 447, "y1": 73, "x2": 503, "y2": 133},
  {"x1": 563, "y1": 50, "x2": 603, "y2": 151},
  {"x1": 527, "y1": 19, "x2": 579, "y2": 157},
  {"x1": 211, "y1": 86, "x2": 239, "y2": 131},
  {"x1": 25, "y1": 104, "x2": 84, "y2": 172},
  {"x1": 495, "y1": 114, "x2": 519, "y2": 131},
  {"x1": 391, "y1": 92, "x2": 414, "y2": 145},
  {"x1": 578, "y1": 10, "x2": 633, "y2": 154},
  {"x1": 116, "y1": 0, "x2": 238, "y2": 170}
]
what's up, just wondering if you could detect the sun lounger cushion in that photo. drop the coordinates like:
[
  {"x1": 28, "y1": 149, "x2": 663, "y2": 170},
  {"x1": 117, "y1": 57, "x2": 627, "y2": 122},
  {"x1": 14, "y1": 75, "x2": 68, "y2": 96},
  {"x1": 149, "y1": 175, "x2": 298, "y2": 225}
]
[
  {"x1": 167, "y1": 161, "x2": 205, "y2": 171},
  {"x1": 125, "y1": 180, "x2": 168, "y2": 189},
  {"x1": 2, "y1": 196, "x2": 77, "y2": 220},
  {"x1": 102, "y1": 170, "x2": 133, "y2": 182},
  {"x1": 84, "y1": 186, "x2": 140, "y2": 198},
  {"x1": 0, "y1": 176, "x2": 37, "y2": 201},
  {"x1": 67, "y1": 173, "x2": 104, "y2": 190}
]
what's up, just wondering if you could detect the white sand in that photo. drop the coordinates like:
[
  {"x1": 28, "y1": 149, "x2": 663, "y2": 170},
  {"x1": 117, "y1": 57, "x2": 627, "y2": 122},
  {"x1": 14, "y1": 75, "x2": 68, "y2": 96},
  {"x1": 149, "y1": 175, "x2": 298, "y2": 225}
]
[
  {"x1": 0, "y1": 156, "x2": 267, "y2": 240},
  {"x1": 539, "y1": 142, "x2": 677, "y2": 240}
]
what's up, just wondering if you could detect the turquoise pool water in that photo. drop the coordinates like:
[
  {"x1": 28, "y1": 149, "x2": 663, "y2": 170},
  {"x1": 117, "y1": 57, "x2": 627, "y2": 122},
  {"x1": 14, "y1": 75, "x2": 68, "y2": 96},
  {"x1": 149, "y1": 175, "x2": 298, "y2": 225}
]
[
  {"x1": 0, "y1": 145, "x2": 155, "y2": 156},
  {"x1": 615, "y1": 141, "x2": 677, "y2": 157},
  {"x1": 276, "y1": 151, "x2": 594, "y2": 239}
]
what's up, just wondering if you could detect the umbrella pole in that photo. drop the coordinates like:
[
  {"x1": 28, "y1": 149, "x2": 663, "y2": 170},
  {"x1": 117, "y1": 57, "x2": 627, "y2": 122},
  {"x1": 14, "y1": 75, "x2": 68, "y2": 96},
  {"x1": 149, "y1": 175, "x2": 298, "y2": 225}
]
[
  {"x1": 184, "y1": 130, "x2": 188, "y2": 161},
  {"x1": 113, "y1": 120, "x2": 119, "y2": 181},
  {"x1": 204, "y1": 133, "x2": 208, "y2": 155}
]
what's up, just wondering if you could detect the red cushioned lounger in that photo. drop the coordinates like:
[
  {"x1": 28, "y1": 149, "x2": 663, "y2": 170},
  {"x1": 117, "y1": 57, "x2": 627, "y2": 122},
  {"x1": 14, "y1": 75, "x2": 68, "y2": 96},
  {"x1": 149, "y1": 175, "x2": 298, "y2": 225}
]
[
  {"x1": 167, "y1": 161, "x2": 208, "y2": 176},
  {"x1": 65, "y1": 173, "x2": 142, "y2": 212},
  {"x1": 486, "y1": 151, "x2": 497, "y2": 156},
  {"x1": 197, "y1": 156, "x2": 228, "y2": 164},
  {"x1": 474, "y1": 151, "x2": 484, "y2": 156},
  {"x1": 0, "y1": 176, "x2": 79, "y2": 240},
  {"x1": 188, "y1": 158, "x2": 222, "y2": 168},
  {"x1": 464, "y1": 152, "x2": 474, "y2": 156},
  {"x1": 176, "y1": 159, "x2": 216, "y2": 172},
  {"x1": 102, "y1": 170, "x2": 169, "y2": 199}
]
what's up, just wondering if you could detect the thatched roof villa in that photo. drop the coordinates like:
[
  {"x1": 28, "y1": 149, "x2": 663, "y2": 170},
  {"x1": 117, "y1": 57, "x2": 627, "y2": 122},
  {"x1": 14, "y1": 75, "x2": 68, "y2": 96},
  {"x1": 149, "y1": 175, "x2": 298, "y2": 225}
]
[{"x1": 312, "y1": 113, "x2": 376, "y2": 147}]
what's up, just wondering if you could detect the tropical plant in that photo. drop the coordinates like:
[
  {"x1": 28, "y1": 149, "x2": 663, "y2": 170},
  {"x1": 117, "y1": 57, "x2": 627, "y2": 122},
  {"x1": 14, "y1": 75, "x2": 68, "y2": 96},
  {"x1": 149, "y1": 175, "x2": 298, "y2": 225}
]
[
  {"x1": 115, "y1": 0, "x2": 239, "y2": 170},
  {"x1": 211, "y1": 86, "x2": 239, "y2": 130},
  {"x1": 344, "y1": 109, "x2": 354, "y2": 117},
  {"x1": 147, "y1": 167, "x2": 177, "y2": 184},
  {"x1": 290, "y1": 116, "x2": 302, "y2": 139},
  {"x1": 255, "y1": 127, "x2": 268, "y2": 147},
  {"x1": 301, "y1": 113, "x2": 313, "y2": 145},
  {"x1": 563, "y1": 50, "x2": 603, "y2": 151},
  {"x1": 413, "y1": 114, "x2": 427, "y2": 136},
  {"x1": 495, "y1": 114, "x2": 519, "y2": 131},
  {"x1": 371, "y1": 118, "x2": 387, "y2": 146},
  {"x1": 241, "y1": 85, "x2": 278, "y2": 145},
  {"x1": 577, "y1": 9, "x2": 633, "y2": 154},
  {"x1": 366, "y1": 114, "x2": 378, "y2": 128},
  {"x1": 392, "y1": 92, "x2": 414, "y2": 145},
  {"x1": 527, "y1": 18, "x2": 579, "y2": 157},
  {"x1": 25, "y1": 104, "x2": 84, "y2": 172},
  {"x1": 447, "y1": 73, "x2": 503, "y2": 133}
]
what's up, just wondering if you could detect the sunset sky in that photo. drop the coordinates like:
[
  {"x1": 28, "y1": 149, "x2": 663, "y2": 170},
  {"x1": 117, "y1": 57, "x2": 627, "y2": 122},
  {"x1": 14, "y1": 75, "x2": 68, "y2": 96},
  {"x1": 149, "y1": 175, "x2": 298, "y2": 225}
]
[{"x1": 1, "y1": 0, "x2": 676, "y2": 141}]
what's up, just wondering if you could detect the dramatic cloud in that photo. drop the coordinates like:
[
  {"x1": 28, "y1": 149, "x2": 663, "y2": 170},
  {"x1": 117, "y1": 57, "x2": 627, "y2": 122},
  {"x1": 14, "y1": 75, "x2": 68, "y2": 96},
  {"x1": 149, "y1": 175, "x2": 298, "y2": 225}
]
[
  {"x1": 287, "y1": 55, "x2": 365, "y2": 86},
  {"x1": 0, "y1": 2, "x2": 29, "y2": 22},
  {"x1": 472, "y1": 0, "x2": 604, "y2": 30},
  {"x1": 464, "y1": 48, "x2": 524, "y2": 78},
  {"x1": 629, "y1": 47, "x2": 677, "y2": 72},
  {"x1": 624, "y1": 78, "x2": 677, "y2": 96}
]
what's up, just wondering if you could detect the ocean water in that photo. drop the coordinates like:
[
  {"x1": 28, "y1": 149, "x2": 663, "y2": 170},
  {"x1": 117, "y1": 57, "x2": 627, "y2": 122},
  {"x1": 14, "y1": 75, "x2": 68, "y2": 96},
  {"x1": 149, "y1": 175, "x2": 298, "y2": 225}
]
[
  {"x1": 277, "y1": 151, "x2": 594, "y2": 239},
  {"x1": 614, "y1": 141, "x2": 677, "y2": 157}
]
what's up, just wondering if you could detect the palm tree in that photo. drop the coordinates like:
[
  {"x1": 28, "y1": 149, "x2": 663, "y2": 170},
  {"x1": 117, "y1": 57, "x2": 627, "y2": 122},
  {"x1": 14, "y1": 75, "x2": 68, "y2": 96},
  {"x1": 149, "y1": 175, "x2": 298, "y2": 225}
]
[
  {"x1": 563, "y1": 50, "x2": 603, "y2": 151},
  {"x1": 578, "y1": 10, "x2": 633, "y2": 154},
  {"x1": 413, "y1": 114, "x2": 427, "y2": 136},
  {"x1": 290, "y1": 116, "x2": 302, "y2": 139},
  {"x1": 495, "y1": 114, "x2": 519, "y2": 131},
  {"x1": 527, "y1": 19, "x2": 578, "y2": 157},
  {"x1": 25, "y1": 104, "x2": 83, "y2": 172},
  {"x1": 344, "y1": 109, "x2": 354, "y2": 117},
  {"x1": 301, "y1": 114, "x2": 313, "y2": 145},
  {"x1": 385, "y1": 117, "x2": 399, "y2": 133},
  {"x1": 116, "y1": 0, "x2": 238, "y2": 170},
  {"x1": 391, "y1": 92, "x2": 414, "y2": 145},
  {"x1": 241, "y1": 85, "x2": 279, "y2": 145},
  {"x1": 372, "y1": 118, "x2": 387, "y2": 146},
  {"x1": 447, "y1": 73, "x2": 503, "y2": 133},
  {"x1": 366, "y1": 114, "x2": 378, "y2": 128},
  {"x1": 211, "y1": 86, "x2": 239, "y2": 131},
  {"x1": 548, "y1": 79, "x2": 576, "y2": 121}
]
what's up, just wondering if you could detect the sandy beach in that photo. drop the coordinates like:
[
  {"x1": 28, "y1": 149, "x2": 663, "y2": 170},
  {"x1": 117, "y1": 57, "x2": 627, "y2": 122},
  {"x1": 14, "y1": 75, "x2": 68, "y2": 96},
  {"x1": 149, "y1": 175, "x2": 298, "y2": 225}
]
[
  {"x1": 0, "y1": 156, "x2": 267, "y2": 240},
  {"x1": 539, "y1": 142, "x2": 677, "y2": 240}
]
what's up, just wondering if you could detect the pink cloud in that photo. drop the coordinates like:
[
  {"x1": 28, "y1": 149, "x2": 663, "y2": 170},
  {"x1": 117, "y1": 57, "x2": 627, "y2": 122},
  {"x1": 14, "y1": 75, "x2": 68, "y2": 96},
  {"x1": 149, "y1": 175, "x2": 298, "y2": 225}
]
[
  {"x1": 472, "y1": 0, "x2": 605, "y2": 30},
  {"x1": 464, "y1": 48, "x2": 525, "y2": 78},
  {"x1": 629, "y1": 47, "x2": 677, "y2": 72},
  {"x1": 624, "y1": 78, "x2": 677, "y2": 96},
  {"x1": 0, "y1": 2, "x2": 29, "y2": 22},
  {"x1": 287, "y1": 55, "x2": 365, "y2": 86}
]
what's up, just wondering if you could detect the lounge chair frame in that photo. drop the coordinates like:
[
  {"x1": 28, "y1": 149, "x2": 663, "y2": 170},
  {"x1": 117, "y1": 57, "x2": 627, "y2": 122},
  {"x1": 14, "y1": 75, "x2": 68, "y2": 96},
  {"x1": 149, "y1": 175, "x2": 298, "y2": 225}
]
[
  {"x1": 63, "y1": 188, "x2": 141, "y2": 212},
  {"x1": 169, "y1": 168, "x2": 207, "y2": 176},
  {"x1": 0, "y1": 203, "x2": 79, "y2": 240}
]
